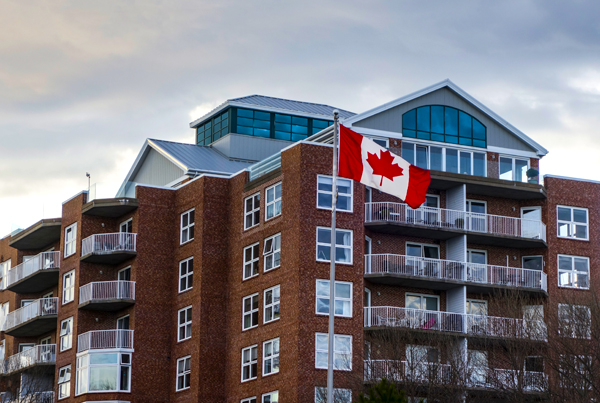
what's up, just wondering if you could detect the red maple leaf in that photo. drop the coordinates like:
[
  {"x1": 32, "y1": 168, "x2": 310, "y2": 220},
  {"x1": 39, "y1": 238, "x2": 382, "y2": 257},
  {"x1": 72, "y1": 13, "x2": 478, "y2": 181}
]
[{"x1": 366, "y1": 150, "x2": 404, "y2": 186}]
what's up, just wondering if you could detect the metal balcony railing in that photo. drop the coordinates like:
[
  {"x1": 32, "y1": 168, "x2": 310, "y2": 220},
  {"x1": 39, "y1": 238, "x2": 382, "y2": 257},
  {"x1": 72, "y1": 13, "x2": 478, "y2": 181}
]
[
  {"x1": 4, "y1": 298, "x2": 58, "y2": 331},
  {"x1": 365, "y1": 360, "x2": 452, "y2": 384},
  {"x1": 3, "y1": 345, "x2": 56, "y2": 374},
  {"x1": 364, "y1": 307, "x2": 547, "y2": 341},
  {"x1": 365, "y1": 254, "x2": 547, "y2": 292},
  {"x1": 6, "y1": 251, "x2": 60, "y2": 289},
  {"x1": 79, "y1": 281, "x2": 136, "y2": 304},
  {"x1": 81, "y1": 233, "x2": 137, "y2": 256},
  {"x1": 4, "y1": 392, "x2": 55, "y2": 403},
  {"x1": 365, "y1": 202, "x2": 547, "y2": 242},
  {"x1": 77, "y1": 329, "x2": 134, "y2": 353}
]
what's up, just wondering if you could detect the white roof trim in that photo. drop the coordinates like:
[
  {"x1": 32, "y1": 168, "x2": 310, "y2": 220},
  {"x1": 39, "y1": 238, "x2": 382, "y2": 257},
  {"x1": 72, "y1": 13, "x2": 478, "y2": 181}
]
[
  {"x1": 343, "y1": 79, "x2": 548, "y2": 157},
  {"x1": 544, "y1": 174, "x2": 600, "y2": 185}
]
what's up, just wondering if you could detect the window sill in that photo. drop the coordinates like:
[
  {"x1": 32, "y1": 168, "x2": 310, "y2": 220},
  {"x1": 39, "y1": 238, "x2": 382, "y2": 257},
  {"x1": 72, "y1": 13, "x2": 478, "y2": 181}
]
[
  {"x1": 264, "y1": 266, "x2": 280, "y2": 273},
  {"x1": 178, "y1": 287, "x2": 193, "y2": 294},
  {"x1": 241, "y1": 377, "x2": 257, "y2": 383},
  {"x1": 315, "y1": 313, "x2": 353, "y2": 319},
  {"x1": 317, "y1": 207, "x2": 353, "y2": 214},
  {"x1": 262, "y1": 371, "x2": 279, "y2": 378},
  {"x1": 264, "y1": 214, "x2": 282, "y2": 223},
  {"x1": 242, "y1": 274, "x2": 259, "y2": 282},
  {"x1": 179, "y1": 238, "x2": 195, "y2": 246},
  {"x1": 556, "y1": 236, "x2": 589, "y2": 242},
  {"x1": 62, "y1": 300, "x2": 74, "y2": 306},
  {"x1": 316, "y1": 260, "x2": 353, "y2": 266},
  {"x1": 177, "y1": 337, "x2": 192, "y2": 344},
  {"x1": 244, "y1": 224, "x2": 260, "y2": 231},
  {"x1": 558, "y1": 285, "x2": 590, "y2": 291},
  {"x1": 263, "y1": 318, "x2": 280, "y2": 325},
  {"x1": 242, "y1": 325, "x2": 258, "y2": 332},
  {"x1": 176, "y1": 387, "x2": 190, "y2": 393}
]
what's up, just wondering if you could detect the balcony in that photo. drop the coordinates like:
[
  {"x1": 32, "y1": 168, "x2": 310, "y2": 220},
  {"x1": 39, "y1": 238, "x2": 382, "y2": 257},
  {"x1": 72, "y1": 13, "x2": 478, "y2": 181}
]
[
  {"x1": 365, "y1": 202, "x2": 546, "y2": 248},
  {"x1": 77, "y1": 329, "x2": 134, "y2": 353},
  {"x1": 82, "y1": 197, "x2": 138, "y2": 218},
  {"x1": 6, "y1": 251, "x2": 60, "y2": 294},
  {"x1": 79, "y1": 281, "x2": 136, "y2": 311},
  {"x1": 81, "y1": 233, "x2": 137, "y2": 264},
  {"x1": 4, "y1": 298, "x2": 58, "y2": 337},
  {"x1": 365, "y1": 254, "x2": 547, "y2": 294},
  {"x1": 2, "y1": 392, "x2": 54, "y2": 403},
  {"x1": 9, "y1": 218, "x2": 61, "y2": 250},
  {"x1": 2, "y1": 345, "x2": 56, "y2": 375},
  {"x1": 364, "y1": 307, "x2": 547, "y2": 341}
]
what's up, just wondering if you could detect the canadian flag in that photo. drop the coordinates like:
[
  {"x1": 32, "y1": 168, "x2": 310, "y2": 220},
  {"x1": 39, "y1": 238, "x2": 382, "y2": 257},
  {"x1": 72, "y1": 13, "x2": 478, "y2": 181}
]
[{"x1": 338, "y1": 125, "x2": 431, "y2": 209}]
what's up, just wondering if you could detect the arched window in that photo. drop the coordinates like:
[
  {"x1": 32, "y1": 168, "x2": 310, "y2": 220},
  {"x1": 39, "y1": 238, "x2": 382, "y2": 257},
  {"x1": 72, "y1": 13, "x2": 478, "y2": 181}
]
[{"x1": 402, "y1": 106, "x2": 486, "y2": 148}]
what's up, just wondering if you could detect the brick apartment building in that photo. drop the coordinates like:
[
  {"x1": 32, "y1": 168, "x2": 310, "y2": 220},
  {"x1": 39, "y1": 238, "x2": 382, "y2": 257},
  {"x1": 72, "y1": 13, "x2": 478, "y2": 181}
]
[{"x1": 0, "y1": 80, "x2": 597, "y2": 402}]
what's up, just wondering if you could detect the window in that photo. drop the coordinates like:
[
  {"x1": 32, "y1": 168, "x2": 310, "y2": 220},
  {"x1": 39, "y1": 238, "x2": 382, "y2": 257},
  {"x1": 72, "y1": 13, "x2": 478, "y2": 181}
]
[
  {"x1": 263, "y1": 234, "x2": 281, "y2": 272},
  {"x1": 499, "y1": 156, "x2": 529, "y2": 182},
  {"x1": 176, "y1": 356, "x2": 191, "y2": 391},
  {"x1": 262, "y1": 391, "x2": 279, "y2": 403},
  {"x1": 406, "y1": 294, "x2": 439, "y2": 311},
  {"x1": 178, "y1": 306, "x2": 192, "y2": 341},
  {"x1": 120, "y1": 218, "x2": 132, "y2": 233},
  {"x1": 244, "y1": 193, "x2": 260, "y2": 230},
  {"x1": 316, "y1": 227, "x2": 353, "y2": 264},
  {"x1": 0, "y1": 303, "x2": 8, "y2": 330},
  {"x1": 315, "y1": 280, "x2": 352, "y2": 317},
  {"x1": 243, "y1": 294, "x2": 259, "y2": 330},
  {"x1": 263, "y1": 338, "x2": 280, "y2": 376},
  {"x1": 237, "y1": 108, "x2": 272, "y2": 138},
  {"x1": 241, "y1": 345, "x2": 258, "y2": 381},
  {"x1": 402, "y1": 106, "x2": 487, "y2": 148},
  {"x1": 466, "y1": 299, "x2": 488, "y2": 315},
  {"x1": 558, "y1": 255, "x2": 589, "y2": 289},
  {"x1": 266, "y1": 183, "x2": 282, "y2": 220},
  {"x1": 0, "y1": 340, "x2": 4, "y2": 361},
  {"x1": 242, "y1": 398, "x2": 257, "y2": 403},
  {"x1": 315, "y1": 387, "x2": 352, "y2": 403},
  {"x1": 559, "y1": 355, "x2": 593, "y2": 390},
  {"x1": 179, "y1": 257, "x2": 193, "y2": 292},
  {"x1": 118, "y1": 266, "x2": 131, "y2": 281},
  {"x1": 315, "y1": 333, "x2": 352, "y2": 370},
  {"x1": 58, "y1": 365, "x2": 71, "y2": 399},
  {"x1": 243, "y1": 243, "x2": 260, "y2": 280},
  {"x1": 559, "y1": 304, "x2": 591, "y2": 339},
  {"x1": 0, "y1": 259, "x2": 10, "y2": 290},
  {"x1": 180, "y1": 209, "x2": 195, "y2": 244},
  {"x1": 264, "y1": 285, "x2": 280, "y2": 323},
  {"x1": 317, "y1": 176, "x2": 353, "y2": 212},
  {"x1": 75, "y1": 353, "x2": 131, "y2": 394},
  {"x1": 60, "y1": 317, "x2": 73, "y2": 351},
  {"x1": 64, "y1": 223, "x2": 77, "y2": 258},
  {"x1": 557, "y1": 206, "x2": 588, "y2": 240},
  {"x1": 522, "y1": 256, "x2": 543, "y2": 271},
  {"x1": 274, "y1": 113, "x2": 309, "y2": 141},
  {"x1": 63, "y1": 270, "x2": 75, "y2": 304},
  {"x1": 402, "y1": 142, "x2": 486, "y2": 176},
  {"x1": 117, "y1": 315, "x2": 130, "y2": 330}
]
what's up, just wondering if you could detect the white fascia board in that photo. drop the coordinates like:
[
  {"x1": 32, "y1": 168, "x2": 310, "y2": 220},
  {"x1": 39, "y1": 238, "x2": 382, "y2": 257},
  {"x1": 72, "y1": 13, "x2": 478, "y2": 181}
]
[
  {"x1": 543, "y1": 174, "x2": 600, "y2": 185},
  {"x1": 487, "y1": 146, "x2": 539, "y2": 159},
  {"x1": 344, "y1": 79, "x2": 549, "y2": 157},
  {"x1": 62, "y1": 190, "x2": 89, "y2": 205},
  {"x1": 147, "y1": 140, "x2": 189, "y2": 171},
  {"x1": 115, "y1": 140, "x2": 153, "y2": 198}
]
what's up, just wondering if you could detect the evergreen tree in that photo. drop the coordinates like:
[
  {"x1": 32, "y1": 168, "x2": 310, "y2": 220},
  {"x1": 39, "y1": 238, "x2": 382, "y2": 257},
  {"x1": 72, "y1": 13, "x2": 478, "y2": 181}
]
[{"x1": 357, "y1": 378, "x2": 408, "y2": 403}]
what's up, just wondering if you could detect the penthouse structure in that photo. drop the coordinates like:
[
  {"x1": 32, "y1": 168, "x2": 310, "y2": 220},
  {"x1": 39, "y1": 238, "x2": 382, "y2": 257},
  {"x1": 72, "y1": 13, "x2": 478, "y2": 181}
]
[{"x1": 0, "y1": 80, "x2": 596, "y2": 403}]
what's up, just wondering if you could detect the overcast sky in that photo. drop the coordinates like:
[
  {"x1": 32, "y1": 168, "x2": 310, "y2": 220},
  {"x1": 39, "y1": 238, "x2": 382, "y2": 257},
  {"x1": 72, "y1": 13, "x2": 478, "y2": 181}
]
[{"x1": 1, "y1": 0, "x2": 600, "y2": 235}]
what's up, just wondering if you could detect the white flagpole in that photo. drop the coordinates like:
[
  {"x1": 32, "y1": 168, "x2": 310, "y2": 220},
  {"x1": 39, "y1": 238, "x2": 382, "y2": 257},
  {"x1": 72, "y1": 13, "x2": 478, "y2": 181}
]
[{"x1": 327, "y1": 110, "x2": 340, "y2": 403}]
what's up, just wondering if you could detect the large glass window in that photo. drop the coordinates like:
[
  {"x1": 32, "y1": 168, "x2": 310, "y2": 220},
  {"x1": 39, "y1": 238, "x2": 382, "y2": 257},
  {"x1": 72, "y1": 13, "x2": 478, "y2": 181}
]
[
  {"x1": 499, "y1": 157, "x2": 529, "y2": 182},
  {"x1": 76, "y1": 352, "x2": 131, "y2": 394},
  {"x1": 405, "y1": 294, "x2": 439, "y2": 311},
  {"x1": 557, "y1": 206, "x2": 588, "y2": 240},
  {"x1": 315, "y1": 280, "x2": 352, "y2": 317},
  {"x1": 315, "y1": 333, "x2": 352, "y2": 370},
  {"x1": 196, "y1": 109, "x2": 230, "y2": 145},
  {"x1": 558, "y1": 255, "x2": 589, "y2": 289},
  {"x1": 316, "y1": 228, "x2": 353, "y2": 264},
  {"x1": 58, "y1": 365, "x2": 71, "y2": 399},
  {"x1": 317, "y1": 175, "x2": 353, "y2": 212},
  {"x1": 263, "y1": 338, "x2": 280, "y2": 376},
  {"x1": 401, "y1": 142, "x2": 485, "y2": 176},
  {"x1": 237, "y1": 109, "x2": 272, "y2": 138},
  {"x1": 403, "y1": 106, "x2": 486, "y2": 148}
]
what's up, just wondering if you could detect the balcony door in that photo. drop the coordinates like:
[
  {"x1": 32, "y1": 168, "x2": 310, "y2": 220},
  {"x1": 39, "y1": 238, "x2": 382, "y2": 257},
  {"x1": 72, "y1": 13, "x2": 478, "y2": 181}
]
[
  {"x1": 467, "y1": 249, "x2": 487, "y2": 283},
  {"x1": 521, "y1": 207, "x2": 542, "y2": 239},
  {"x1": 466, "y1": 299, "x2": 488, "y2": 335},
  {"x1": 406, "y1": 243, "x2": 440, "y2": 277},
  {"x1": 466, "y1": 200, "x2": 486, "y2": 232},
  {"x1": 406, "y1": 345, "x2": 440, "y2": 382},
  {"x1": 406, "y1": 294, "x2": 439, "y2": 330},
  {"x1": 408, "y1": 195, "x2": 439, "y2": 224}
]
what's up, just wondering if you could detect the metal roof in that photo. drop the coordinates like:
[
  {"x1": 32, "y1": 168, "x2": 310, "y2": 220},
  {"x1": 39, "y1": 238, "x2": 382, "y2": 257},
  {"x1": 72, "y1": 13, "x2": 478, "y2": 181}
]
[{"x1": 230, "y1": 95, "x2": 356, "y2": 119}]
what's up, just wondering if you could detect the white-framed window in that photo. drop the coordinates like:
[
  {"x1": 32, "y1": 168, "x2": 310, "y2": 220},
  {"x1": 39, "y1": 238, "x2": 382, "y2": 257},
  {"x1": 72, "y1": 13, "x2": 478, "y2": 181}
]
[
  {"x1": 315, "y1": 387, "x2": 352, "y2": 403},
  {"x1": 179, "y1": 257, "x2": 193, "y2": 292},
  {"x1": 559, "y1": 355, "x2": 593, "y2": 390},
  {"x1": 0, "y1": 259, "x2": 10, "y2": 290},
  {"x1": 315, "y1": 333, "x2": 352, "y2": 371},
  {"x1": 265, "y1": 183, "x2": 282, "y2": 220},
  {"x1": 264, "y1": 285, "x2": 280, "y2": 324},
  {"x1": 176, "y1": 356, "x2": 191, "y2": 391},
  {"x1": 315, "y1": 280, "x2": 352, "y2": 317},
  {"x1": 262, "y1": 391, "x2": 279, "y2": 403},
  {"x1": 0, "y1": 302, "x2": 8, "y2": 330},
  {"x1": 263, "y1": 233, "x2": 281, "y2": 272},
  {"x1": 557, "y1": 206, "x2": 588, "y2": 240},
  {"x1": 180, "y1": 209, "x2": 195, "y2": 244},
  {"x1": 317, "y1": 175, "x2": 353, "y2": 212},
  {"x1": 60, "y1": 317, "x2": 73, "y2": 351},
  {"x1": 117, "y1": 315, "x2": 130, "y2": 330},
  {"x1": 178, "y1": 306, "x2": 192, "y2": 342},
  {"x1": 401, "y1": 141, "x2": 486, "y2": 177},
  {"x1": 0, "y1": 340, "x2": 4, "y2": 361},
  {"x1": 241, "y1": 398, "x2": 257, "y2": 403},
  {"x1": 64, "y1": 223, "x2": 77, "y2": 258},
  {"x1": 499, "y1": 156, "x2": 529, "y2": 182},
  {"x1": 241, "y1": 345, "x2": 258, "y2": 382},
  {"x1": 558, "y1": 254, "x2": 589, "y2": 289},
  {"x1": 63, "y1": 270, "x2": 75, "y2": 304},
  {"x1": 405, "y1": 293, "x2": 439, "y2": 311},
  {"x1": 243, "y1": 243, "x2": 260, "y2": 280},
  {"x1": 262, "y1": 338, "x2": 280, "y2": 376},
  {"x1": 58, "y1": 365, "x2": 71, "y2": 399},
  {"x1": 406, "y1": 242, "x2": 440, "y2": 259},
  {"x1": 243, "y1": 293, "x2": 259, "y2": 330},
  {"x1": 244, "y1": 193, "x2": 260, "y2": 230},
  {"x1": 466, "y1": 299, "x2": 488, "y2": 315},
  {"x1": 522, "y1": 256, "x2": 543, "y2": 272},
  {"x1": 559, "y1": 304, "x2": 591, "y2": 339},
  {"x1": 120, "y1": 218, "x2": 133, "y2": 233},
  {"x1": 316, "y1": 227, "x2": 353, "y2": 264},
  {"x1": 118, "y1": 266, "x2": 131, "y2": 281}
]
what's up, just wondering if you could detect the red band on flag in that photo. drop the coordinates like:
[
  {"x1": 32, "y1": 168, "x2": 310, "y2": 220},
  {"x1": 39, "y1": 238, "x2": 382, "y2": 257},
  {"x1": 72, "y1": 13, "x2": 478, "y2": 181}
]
[
  {"x1": 404, "y1": 165, "x2": 431, "y2": 209},
  {"x1": 338, "y1": 125, "x2": 363, "y2": 181}
]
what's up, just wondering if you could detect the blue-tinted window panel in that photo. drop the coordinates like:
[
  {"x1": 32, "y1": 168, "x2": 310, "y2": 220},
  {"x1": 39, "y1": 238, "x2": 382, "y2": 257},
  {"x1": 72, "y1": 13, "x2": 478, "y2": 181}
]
[
  {"x1": 254, "y1": 128, "x2": 270, "y2": 137},
  {"x1": 472, "y1": 119, "x2": 485, "y2": 140},
  {"x1": 401, "y1": 142, "x2": 414, "y2": 164},
  {"x1": 446, "y1": 149, "x2": 458, "y2": 173},
  {"x1": 459, "y1": 112, "x2": 472, "y2": 137},
  {"x1": 238, "y1": 109, "x2": 253, "y2": 118},
  {"x1": 237, "y1": 126, "x2": 253, "y2": 135},
  {"x1": 313, "y1": 119, "x2": 330, "y2": 129},
  {"x1": 254, "y1": 120, "x2": 270, "y2": 129},
  {"x1": 197, "y1": 134, "x2": 203, "y2": 144},
  {"x1": 430, "y1": 147, "x2": 443, "y2": 171},
  {"x1": 403, "y1": 109, "x2": 416, "y2": 130},
  {"x1": 473, "y1": 153, "x2": 485, "y2": 176},
  {"x1": 403, "y1": 130, "x2": 416, "y2": 138},
  {"x1": 238, "y1": 117, "x2": 253, "y2": 127},
  {"x1": 214, "y1": 115, "x2": 222, "y2": 123},
  {"x1": 213, "y1": 131, "x2": 221, "y2": 141},
  {"x1": 460, "y1": 152, "x2": 472, "y2": 175},
  {"x1": 459, "y1": 137, "x2": 472, "y2": 146},
  {"x1": 292, "y1": 125, "x2": 308, "y2": 134},
  {"x1": 254, "y1": 111, "x2": 271, "y2": 121},
  {"x1": 205, "y1": 121, "x2": 212, "y2": 128},
  {"x1": 417, "y1": 131, "x2": 431, "y2": 140},
  {"x1": 472, "y1": 140, "x2": 486, "y2": 148},
  {"x1": 312, "y1": 128, "x2": 322, "y2": 135},
  {"x1": 416, "y1": 106, "x2": 430, "y2": 132},
  {"x1": 214, "y1": 122, "x2": 221, "y2": 131},
  {"x1": 275, "y1": 114, "x2": 291, "y2": 123},
  {"x1": 445, "y1": 108, "x2": 458, "y2": 135},
  {"x1": 275, "y1": 123, "x2": 291, "y2": 132},
  {"x1": 431, "y1": 133, "x2": 445, "y2": 142},
  {"x1": 431, "y1": 106, "x2": 444, "y2": 134},
  {"x1": 220, "y1": 128, "x2": 228, "y2": 138},
  {"x1": 274, "y1": 131, "x2": 291, "y2": 140},
  {"x1": 446, "y1": 136, "x2": 458, "y2": 144},
  {"x1": 292, "y1": 116, "x2": 308, "y2": 126},
  {"x1": 292, "y1": 133, "x2": 307, "y2": 141}
]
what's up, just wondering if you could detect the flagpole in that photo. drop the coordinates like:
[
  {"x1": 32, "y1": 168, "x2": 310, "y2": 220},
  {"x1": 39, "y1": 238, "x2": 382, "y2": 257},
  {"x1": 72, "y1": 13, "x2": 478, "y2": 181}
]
[{"x1": 327, "y1": 110, "x2": 340, "y2": 403}]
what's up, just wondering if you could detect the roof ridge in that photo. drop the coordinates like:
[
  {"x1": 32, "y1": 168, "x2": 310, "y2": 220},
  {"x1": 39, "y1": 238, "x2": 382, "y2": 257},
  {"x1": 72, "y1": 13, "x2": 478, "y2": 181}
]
[{"x1": 229, "y1": 94, "x2": 355, "y2": 115}]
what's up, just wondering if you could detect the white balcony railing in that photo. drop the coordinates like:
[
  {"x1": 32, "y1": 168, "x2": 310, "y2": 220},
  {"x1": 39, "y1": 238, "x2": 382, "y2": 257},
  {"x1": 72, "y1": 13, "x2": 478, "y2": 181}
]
[
  {"x1": 365, "y1": 202, "x2": 547, "y2": 242},
  {"x1": 366, "y1": 359, "x2": 452, "y2": 384},
  {"x1": 3, "y1": 345, "x2": 56, "y2": 374},
  {"x1": 79, "y1": 281, "x2": 136, "y2": 304},
  {"x1": 5, "y1": 392, "x2": 55, "y2": 403},
  {"x1": 81, "y1": 233, "x2": 137, "y2": 256},
  {"x1": 4, "y1": 298, "x2": 58, "y2": 331},
  {"x1": 77, "y1": 329, "x2": 134, "y2": 353},
  {"x1": 364, "y1": 307, "x2": 547, "y2": 341},
  {"x1": 365, "y1": 254, "x2": 548, "y2": 292},
  {"x1": 6, "y1": 251, "x2": 60, "y2": 289}
]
